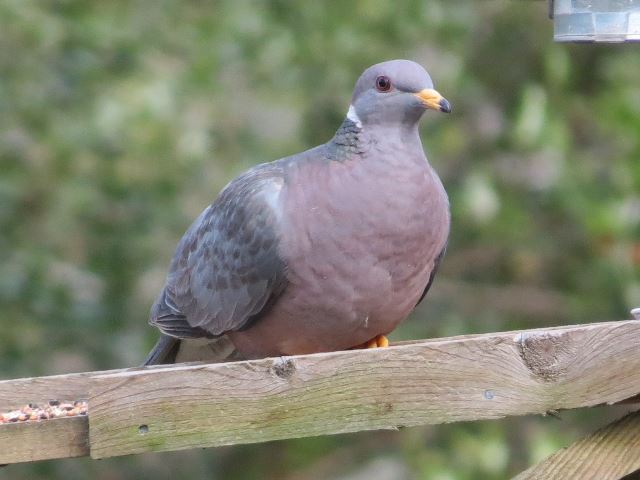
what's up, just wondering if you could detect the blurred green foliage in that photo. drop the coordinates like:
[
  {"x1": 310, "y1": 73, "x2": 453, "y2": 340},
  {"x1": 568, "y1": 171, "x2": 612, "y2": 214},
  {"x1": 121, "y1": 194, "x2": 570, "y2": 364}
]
[{"x1": 1, "y1": 1, "x2": 639, "y2": 479}]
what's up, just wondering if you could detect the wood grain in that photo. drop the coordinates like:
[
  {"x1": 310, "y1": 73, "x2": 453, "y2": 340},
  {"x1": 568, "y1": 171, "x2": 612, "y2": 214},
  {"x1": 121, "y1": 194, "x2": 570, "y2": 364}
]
[
  {"x1": 0, "y1": 364, "x2": 194, "y2": 411},
  {"x1": 2, "y1": 320, "x2": 639, "y2": 464},
  {"x1": 2, "y1": 320, "x2": 619, "y2": 411},
  {"x1": 514, "y1": 410, "x2": 640, "y2": 480},
  {"x1": 0, "y1": 416, "x2": 88, "y2": 464},
  {"x1": 88, "y1": 320, "x2": 640, "y2": 459},
  {"x1": 0, "y1": 371, "x2": 102, "y2": 412}
]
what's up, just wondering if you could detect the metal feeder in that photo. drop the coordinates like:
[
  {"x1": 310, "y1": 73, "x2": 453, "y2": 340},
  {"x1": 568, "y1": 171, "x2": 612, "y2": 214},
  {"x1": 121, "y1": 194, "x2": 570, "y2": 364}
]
[{"x1": 551, "y1": 0, "x2": 640, "y2": 42}]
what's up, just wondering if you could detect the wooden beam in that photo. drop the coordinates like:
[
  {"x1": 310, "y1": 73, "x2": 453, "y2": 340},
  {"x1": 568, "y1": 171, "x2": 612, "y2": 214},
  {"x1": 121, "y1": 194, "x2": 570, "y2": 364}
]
[
  {"x1": 0, "y1": 416, "x2": 88, "y2": 464},
  {"x1": 1, "y1": 371, "x2": 106, "y2": 412},
  {"x1": 0, "y1": 364, "x2": 196, "y2": 411},
  {"x1": 88, "y1": 320, "x2": 640, "y2": 459},
  {"x1": 514, "y1": 409, "x2": 640, "y2": 480},
  {"x1": 2, "y1": 320, "x2": 640, "y2": 464},
  {"x1": 0, "y1": 320, "x2": 632, "y2": 411}
]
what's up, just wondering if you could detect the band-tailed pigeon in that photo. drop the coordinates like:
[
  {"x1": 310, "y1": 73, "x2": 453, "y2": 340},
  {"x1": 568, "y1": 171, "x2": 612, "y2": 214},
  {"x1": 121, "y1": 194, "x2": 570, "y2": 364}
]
[{"x1": 144, "y1": 59, "x2": 451, "y2": 365}]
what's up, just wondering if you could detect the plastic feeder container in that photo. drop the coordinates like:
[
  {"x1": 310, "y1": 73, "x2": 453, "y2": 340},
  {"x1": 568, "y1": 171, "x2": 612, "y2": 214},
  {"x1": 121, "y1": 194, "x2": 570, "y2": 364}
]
[{"x1": 553, "y1": 0, "x2": 640, "y2": 42}]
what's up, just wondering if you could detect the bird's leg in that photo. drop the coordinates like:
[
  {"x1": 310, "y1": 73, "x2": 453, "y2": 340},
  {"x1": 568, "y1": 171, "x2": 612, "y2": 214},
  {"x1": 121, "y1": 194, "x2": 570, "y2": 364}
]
[{"x1": 352, "y1": 334, "x2": 389, "y2": 350}]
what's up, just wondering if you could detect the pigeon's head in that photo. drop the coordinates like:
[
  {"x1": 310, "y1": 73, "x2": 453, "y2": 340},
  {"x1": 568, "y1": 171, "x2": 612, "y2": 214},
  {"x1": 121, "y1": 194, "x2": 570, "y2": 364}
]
[{"x1": 348, "y1": 60, "x2": 450, "y2": 128}]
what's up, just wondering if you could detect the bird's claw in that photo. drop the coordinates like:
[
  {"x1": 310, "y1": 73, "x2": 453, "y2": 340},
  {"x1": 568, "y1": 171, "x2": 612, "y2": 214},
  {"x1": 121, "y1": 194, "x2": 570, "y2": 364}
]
[{"x1": 353, "y1": 334, "x2": 389, "y2": 350}]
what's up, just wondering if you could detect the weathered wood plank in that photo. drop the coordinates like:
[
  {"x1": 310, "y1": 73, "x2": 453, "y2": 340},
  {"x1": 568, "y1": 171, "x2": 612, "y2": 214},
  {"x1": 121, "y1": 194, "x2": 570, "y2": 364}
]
[
  {"x1": 0, "y1": 364, "x2": 190, "y2": 411},
  {"x1": 88, "y1": 320, "x2": 640, "y2": 459},
  {"x1": 0, "y1": 416, "x2": 88, "y2": 464},
  {"x1": 2, "y1": 320, "x2": 619, "y2": 411},
  {"x1": 514, "y1": 410, "x2": 640, "y2": 480},
  {"x1": 2, "y1": 320, "x2": 639, "y2": 463},
  {"x1": 0, "y1": 371, "x2": 102, "y2": 412}
]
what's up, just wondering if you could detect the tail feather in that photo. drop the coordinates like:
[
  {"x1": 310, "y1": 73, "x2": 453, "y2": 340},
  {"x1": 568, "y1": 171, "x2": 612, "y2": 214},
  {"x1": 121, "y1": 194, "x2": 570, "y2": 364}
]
[{"x1": 142, "y1": 334, "x2": 180, "y2": 366}]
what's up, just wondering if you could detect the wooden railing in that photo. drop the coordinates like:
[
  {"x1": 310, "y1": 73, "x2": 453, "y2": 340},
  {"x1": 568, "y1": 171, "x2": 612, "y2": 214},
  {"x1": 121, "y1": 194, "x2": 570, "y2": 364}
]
[{"x1": 2, "y1": 319, "x2": 640, "y2": 479}]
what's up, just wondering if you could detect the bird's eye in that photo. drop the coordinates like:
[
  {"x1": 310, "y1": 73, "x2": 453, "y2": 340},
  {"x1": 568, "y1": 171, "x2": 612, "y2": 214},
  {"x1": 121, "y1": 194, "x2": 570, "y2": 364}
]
[{"x1": 375, "y1": 75, "x2": 391, "y2": 92}]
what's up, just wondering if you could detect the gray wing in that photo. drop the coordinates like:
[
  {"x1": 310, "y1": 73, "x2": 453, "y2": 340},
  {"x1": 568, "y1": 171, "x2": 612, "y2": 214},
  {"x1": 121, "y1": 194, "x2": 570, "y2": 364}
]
[{"x1": 150, "y1": 164, "x2": 288, "y2": 339}]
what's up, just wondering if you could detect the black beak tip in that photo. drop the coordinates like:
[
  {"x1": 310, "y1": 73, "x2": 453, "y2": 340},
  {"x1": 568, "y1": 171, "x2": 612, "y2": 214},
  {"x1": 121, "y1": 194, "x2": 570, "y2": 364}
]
[{"x1": 439, "y1": 98, "x2": 452, "y2": 113}]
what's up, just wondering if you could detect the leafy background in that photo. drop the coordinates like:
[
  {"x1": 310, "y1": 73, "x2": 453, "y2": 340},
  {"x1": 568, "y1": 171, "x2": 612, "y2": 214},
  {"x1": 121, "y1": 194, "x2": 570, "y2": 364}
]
[{"x1": 1, "y1": 1, "x2": 639, "y2": 478}]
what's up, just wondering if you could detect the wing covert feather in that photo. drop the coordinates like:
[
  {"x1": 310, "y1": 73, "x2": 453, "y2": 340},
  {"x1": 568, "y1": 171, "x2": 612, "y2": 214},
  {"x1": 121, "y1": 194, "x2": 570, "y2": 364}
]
[{"x1": 150, "y1": 164, "x2": 287, "y2": 338}]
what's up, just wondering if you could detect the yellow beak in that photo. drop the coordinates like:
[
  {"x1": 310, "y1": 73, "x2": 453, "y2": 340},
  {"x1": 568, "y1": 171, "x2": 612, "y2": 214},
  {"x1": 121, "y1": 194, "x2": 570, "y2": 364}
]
[{"x1": 413, "y1": 88, "x2": 451, "y2": 113}]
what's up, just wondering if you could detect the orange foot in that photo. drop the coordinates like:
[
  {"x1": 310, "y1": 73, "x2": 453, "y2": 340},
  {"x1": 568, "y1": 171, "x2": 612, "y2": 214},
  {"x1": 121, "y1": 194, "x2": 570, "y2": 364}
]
[{"x1": 352, "y1": 334, "x2": 389, "y2": 350}]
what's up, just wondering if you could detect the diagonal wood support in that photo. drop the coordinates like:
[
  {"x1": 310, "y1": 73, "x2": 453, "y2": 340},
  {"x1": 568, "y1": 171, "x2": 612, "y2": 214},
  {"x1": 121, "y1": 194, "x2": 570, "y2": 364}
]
[{"x1": 514, "y1": 409, "x2": 640, "y2": 480}]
